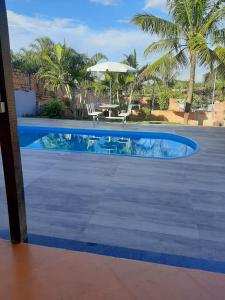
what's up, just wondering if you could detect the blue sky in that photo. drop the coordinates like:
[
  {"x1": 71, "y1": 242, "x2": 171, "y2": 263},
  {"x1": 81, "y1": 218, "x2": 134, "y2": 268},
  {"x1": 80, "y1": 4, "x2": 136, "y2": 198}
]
[
  {"x1": 6, "y1": 0, "x2": 168, "y2": 30},
  {"x1": 5, "y1": 0, "x2": 204, "y2": 81}
]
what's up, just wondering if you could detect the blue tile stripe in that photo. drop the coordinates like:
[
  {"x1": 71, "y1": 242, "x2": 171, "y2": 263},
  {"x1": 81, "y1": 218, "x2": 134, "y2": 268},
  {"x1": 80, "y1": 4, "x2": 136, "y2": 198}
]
[{"x1": 1, "y1": 230, "x2": 225, "y2": 274}]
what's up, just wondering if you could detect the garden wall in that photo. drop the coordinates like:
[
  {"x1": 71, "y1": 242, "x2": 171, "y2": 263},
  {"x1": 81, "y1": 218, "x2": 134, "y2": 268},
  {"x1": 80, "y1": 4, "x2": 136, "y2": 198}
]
[
  {"x1": 13, "y1": 70, "x2": 35, "y2": 91},
  {"x1": 168, "y1": 99, "x2": 225, "y2": 126},
  {"x1": 12, "y1": 70, "x2": 37, "y2": 116},
  {"x1": 169, "y1": 98, "x2": 184, "y2": 111},
  {"x1": 12, "y1": 70, "x2": 52, "y2": 104},
  {"x1": 149, "y1": 111, "x2": 213, "y2": 126},
  {"x1": 132, "y1": 109, "x2": 224, "y2": 126},
  {"x1": 15, "y1": 90, "x2": 37, "y2": 117}
]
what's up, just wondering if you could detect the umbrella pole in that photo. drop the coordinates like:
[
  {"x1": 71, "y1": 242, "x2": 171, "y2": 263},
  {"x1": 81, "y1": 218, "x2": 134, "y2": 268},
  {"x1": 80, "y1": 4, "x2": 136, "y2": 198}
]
[{"x1": 110, "y1": 77, "x2": 112, "y2": 104}]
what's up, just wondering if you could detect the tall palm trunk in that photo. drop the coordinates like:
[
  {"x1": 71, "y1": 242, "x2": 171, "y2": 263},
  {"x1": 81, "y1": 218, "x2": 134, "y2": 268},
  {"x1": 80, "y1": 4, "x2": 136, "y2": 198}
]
[
  {"x1": 184, "y1": 51, "x2": 197, "y2": 124},
  {"x1": 211, "y1": 70, "x2": 217, "y2": 106},
  {"x1": 116, "y1": 89, "x2": 119, "y2": 104},
  {"x1": 70, "y1": 88, "x2": 77, "y2": 119},
  {"x1": 129, "y1": 86, "x2": 134, "y2": 105},
  {"x1": 152, "y1": 83, "x2": 156, "y2": 110},
  {"x1": 65, "y1": 84, "x2": 72, "y2": 100}
]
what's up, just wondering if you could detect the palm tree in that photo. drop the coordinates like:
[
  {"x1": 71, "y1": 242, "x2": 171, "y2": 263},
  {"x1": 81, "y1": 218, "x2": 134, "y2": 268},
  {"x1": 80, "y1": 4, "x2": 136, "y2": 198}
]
[
  {"x1": 132, "y1": 0, "x2": 225, "y2": 123},
  {"x1": 37, "y1": 43, "x2": 78, "y2": 99},
  {"x1": 11, "y1": 37, "x2": 55, "y2": 75},
  {"x1": 73, "y1": 52, "x2": 108, "y2": 105},
  {"x1": 11, "y1": 49, "x2": 40, "y2": 75},
  {"x1": 123, "y1": 49, "x2": 138, "y2": 69},
  {"x1": 37, "y1": 42, "x2": 107, "y2": 118},
  {"x1": 11, "y1": 37, "x2": 56, "y2": 89},
  {"x1": 122, "y1": 50, "x2": 140, "y2": 104},
  {"x1": 30, "y1": 37, "x2": 55, "y2": 58},
  {"x1": 89, "y1": 53, "x2": 108, "y2": 66},
  {"x1": 139, "y1": 54, "x2": 179, "y2": 88}
]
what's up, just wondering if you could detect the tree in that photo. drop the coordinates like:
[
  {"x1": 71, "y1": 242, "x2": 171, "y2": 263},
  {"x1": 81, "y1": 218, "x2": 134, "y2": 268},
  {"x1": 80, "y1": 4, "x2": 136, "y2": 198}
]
[
  {"x1": 123, "y1": 49, "x2": 138, "y2": 69},
  {"x1": 138, "y1": 54, "x2": 179, "y2": 109},
  {"x1": 11, "y1": 49, "x2": 40, "y2": 75},
  {"x1": 76, "y1": 52, "x2": 108, "y2": 104},
  {"x1": 30, "y1": 37, "x2": 55, "y2": 58},
  {"x1": 139, "y1": 53, "x2": 179, "y2": 88},
  {"x1": 122, "y1": 49, "x2": 140, "y2": 104},
  {"x1": 132, "y1": 0, "x2": 225, "y2": 123},
  {"x1": 11, "y1": 37, "x2": 55, "y2": 75},
  {"x1": 36, "y1": 43, "x2": 81, "y2": 99},
  {"x1": 36, "y1": 42, "x2": 107, "y2": 118}
]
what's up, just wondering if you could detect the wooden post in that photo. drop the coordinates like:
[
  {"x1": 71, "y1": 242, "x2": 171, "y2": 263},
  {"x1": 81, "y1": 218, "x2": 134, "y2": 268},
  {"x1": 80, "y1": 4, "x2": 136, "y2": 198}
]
[{"x1": 0, "y1": 0, "x2": 27, "y2": 242}]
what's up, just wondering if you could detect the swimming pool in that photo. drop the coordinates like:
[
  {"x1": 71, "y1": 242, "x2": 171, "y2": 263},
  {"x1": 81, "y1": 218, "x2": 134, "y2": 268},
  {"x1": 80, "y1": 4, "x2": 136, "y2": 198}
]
[{"x1": 18, "y1": 126, "x2": 198, "y2": 159}]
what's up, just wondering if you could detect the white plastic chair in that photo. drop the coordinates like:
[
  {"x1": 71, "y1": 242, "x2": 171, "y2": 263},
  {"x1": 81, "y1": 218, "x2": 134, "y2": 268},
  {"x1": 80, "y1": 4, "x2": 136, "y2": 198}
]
[
  {"x1": 118, "y1": 104, "x2": 132, "y2": 124},
  {"x1": 86, "y1": 103, "x2": 102, "y2": 123}
]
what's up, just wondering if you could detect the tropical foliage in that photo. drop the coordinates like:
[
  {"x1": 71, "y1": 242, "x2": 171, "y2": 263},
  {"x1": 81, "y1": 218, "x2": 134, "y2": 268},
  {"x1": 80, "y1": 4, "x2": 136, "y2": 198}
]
[
  {"x1": 12, "y1": 37, "x2": 110, "y2": 117},
  {"x1": 12, "y1": 38, "x2": 144, "y2": 111},
  {"x1": 12, "y1": 0, "x2": 225, "y2": 124},
  {"x1": 132, "y1": 0, "x2": 225, "y2": 121},
  {"x1": 40, "y1": 99, "x2": 65, "y2": 119}
]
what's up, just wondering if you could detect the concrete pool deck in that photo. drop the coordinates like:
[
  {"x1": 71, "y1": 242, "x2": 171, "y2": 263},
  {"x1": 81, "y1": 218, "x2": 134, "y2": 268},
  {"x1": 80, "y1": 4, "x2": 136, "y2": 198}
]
[{"x1": 1, "y1": 118, "x2": 225, "y2": 271}]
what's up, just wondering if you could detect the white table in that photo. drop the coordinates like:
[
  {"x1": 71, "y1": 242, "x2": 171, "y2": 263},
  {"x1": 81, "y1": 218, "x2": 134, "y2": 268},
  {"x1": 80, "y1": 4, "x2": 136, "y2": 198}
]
[{"x1": 99, "y1": 104, "x2": 119, "y2": 118}]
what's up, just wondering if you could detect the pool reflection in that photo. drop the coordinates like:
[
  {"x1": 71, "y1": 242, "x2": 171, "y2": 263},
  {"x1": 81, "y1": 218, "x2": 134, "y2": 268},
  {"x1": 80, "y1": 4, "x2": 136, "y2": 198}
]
[{"x1": 20, "y1": 132, "x2": 193, "y2": 159}]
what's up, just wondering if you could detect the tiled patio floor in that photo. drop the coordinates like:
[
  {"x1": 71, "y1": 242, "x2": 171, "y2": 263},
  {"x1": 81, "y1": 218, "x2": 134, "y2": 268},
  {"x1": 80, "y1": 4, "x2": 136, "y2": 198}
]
[
  {"x1": 1, "y1": 239, "x2": 225, "y2": 300},
  {"x1": 1, "y1": 118, "x2": 225, "y2": 272}
]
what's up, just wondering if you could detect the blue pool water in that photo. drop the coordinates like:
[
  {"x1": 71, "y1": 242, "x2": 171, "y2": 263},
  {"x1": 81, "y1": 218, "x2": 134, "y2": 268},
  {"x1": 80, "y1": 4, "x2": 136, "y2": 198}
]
[{"x1": 18, "y1": 126, "x2": 198, "y2": 159}]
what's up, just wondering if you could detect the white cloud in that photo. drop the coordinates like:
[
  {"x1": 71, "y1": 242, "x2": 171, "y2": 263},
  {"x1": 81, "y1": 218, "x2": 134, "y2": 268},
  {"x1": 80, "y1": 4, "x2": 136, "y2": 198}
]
[
  {"x1": 89, "y1": 0, "x2": 118, "y2": 6},
  {"x1": 7, "y1": 10, "x2": 154, "y2": 66},
  {"x1": 144, "y1": 0, "x2": 167, "y2": 10},
  {"x1": 116, "y1": 18, "x2": 130, "y2": 24}
]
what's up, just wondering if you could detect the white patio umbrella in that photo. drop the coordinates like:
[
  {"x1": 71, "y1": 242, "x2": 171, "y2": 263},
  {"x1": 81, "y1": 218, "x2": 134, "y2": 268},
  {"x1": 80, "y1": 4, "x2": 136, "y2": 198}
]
[{"x1": 87, "y1": 61, "x2": 136, "y2": 103}]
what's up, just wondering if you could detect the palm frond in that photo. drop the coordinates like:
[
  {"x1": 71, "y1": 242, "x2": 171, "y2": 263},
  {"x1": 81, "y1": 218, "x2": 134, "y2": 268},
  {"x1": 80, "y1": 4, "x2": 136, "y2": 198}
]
[
  {"x1": 137, "y1": 64, "x2": 162, "y2": 83},
  {"x1": 54, "y1": 44, "x2": 63, "y2": 63},
  {"x1": 189, "y1": 34, "x2": 218, "y2": 66},
  {"x1": 212, "y1": 28, "x2": 225, "y2": 45},
  {"x1": 174, "y1": 49, "x2": 189, "y2": 67},
  {"x1": 125, "y1": 74, "x2": 135, "y2": 85},
  {"x1": 144, "y1": 39, "x2": 182, "y2": 57},
  {"x1": 204, "y1": 0, "x2": 225, "y2": 23},
  {"x1": 41, "y1": 54, "x2": 59, "y2": 70},
  {"x1": 201, "y1": 6, "x2": 225, "y2": 34},
  {"x1": 138, "y1": 52, "x2": 180, "y2": 83},
  {"x1": 90, "y1": 53, "x2": 108, "y2": 65},
  {"x1": 168, "y1": 0, "x2": 193, "y2": 30},
  {"x1": 123, "y1": 49, "x2": 138, "y2": 68},
  {"x1": 205, "y1": 48, "x2": 225, "y2": 78},
  {"x1": 193, "y1": 0, "x2": 212, "y2": 28},
  {"x1": 131, "y1": 13, "x2": 180, "y2": 39},
  {"x1": 214, "y1": 62, "x2": 225, "y2": 78}
]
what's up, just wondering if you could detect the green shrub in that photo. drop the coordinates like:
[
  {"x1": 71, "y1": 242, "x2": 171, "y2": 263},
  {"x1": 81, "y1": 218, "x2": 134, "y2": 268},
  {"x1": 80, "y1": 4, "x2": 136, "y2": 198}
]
[
  {"x1": 40, "y1": 99, "x2": 65, "y2": 119},
  {"x1": 140, "y1": 107, "x2": 151, "y2": 119},
  {"x1": 157, "y1": 91, "x2": 171, "y2": 110}
]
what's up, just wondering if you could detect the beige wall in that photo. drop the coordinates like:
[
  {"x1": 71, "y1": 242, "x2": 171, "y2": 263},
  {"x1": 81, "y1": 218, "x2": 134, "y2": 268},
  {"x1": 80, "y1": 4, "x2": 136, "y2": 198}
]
[
  {"x1": 168, "y1": 98, "x2": 181, "y2": 111},
  {"x1": 132, "y1": 98, "x2": 225, "y2": 126},
  {"x1": 150, "y1": 111, "x2": 215, "y2": 126},
  {"x1": 132, "y1": 109, "x2": 224, "y2": 126}
]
